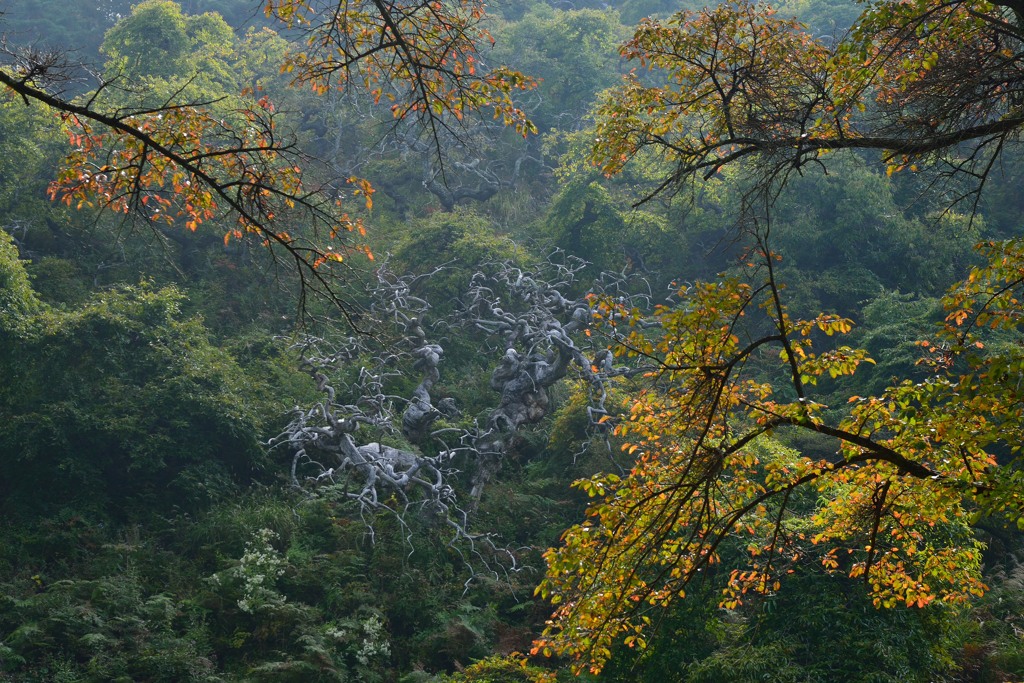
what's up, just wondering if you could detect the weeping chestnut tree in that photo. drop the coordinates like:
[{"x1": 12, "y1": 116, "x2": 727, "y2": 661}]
[{"x1": 535, "y1": 0, "x2": 1024, "y2": 673}]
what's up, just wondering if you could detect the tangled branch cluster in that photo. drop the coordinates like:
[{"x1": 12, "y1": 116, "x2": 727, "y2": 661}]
[{"x1": 272, "y1": 253, "x2": 653, "y2": 568}]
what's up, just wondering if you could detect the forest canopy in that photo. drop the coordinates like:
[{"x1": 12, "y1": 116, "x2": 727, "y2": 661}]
[{"x1": 1, "y1": 0, "x2": 1023, "y2": 681}]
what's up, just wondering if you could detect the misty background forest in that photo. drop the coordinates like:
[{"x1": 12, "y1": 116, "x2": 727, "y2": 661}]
[{"x1": 1, "y1": 0, "x2": 1023, "y2": 681}]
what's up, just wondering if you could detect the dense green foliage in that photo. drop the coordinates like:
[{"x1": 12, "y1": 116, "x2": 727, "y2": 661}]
[{"x1": 1, "y1": 0, "x2": 1023, "y2": 681}]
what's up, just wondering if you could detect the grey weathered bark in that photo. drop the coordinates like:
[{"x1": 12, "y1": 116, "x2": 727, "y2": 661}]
[
  {"x1": 272, "y1": 253, "x2": 650, "y2": 557},
  {"x1": 464, "y1": 254, "x2": 651, "y2": 501},
  {"x1": 269, "y1": 262, "x2": 473, "y2": 542}
]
